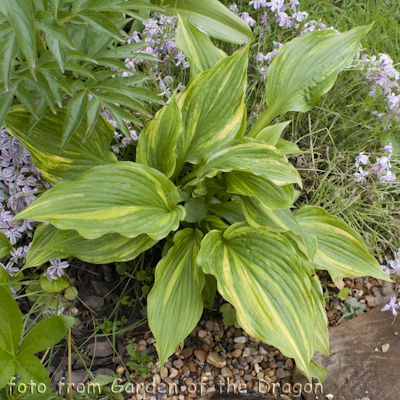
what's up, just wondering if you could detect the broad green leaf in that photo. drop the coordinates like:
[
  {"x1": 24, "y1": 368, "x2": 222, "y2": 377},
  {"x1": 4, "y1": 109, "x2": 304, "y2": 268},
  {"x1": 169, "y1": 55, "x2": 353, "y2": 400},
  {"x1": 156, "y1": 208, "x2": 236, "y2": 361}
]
[
  {"x1": 198, "y1": 222, "x2": 316, "y2": 380},
  {"x1": 5, "y1": 108, "x2": 117, "y2": 183},
  {"x1": 0, "y1": 0, "x2": 36, "y2": 78},
  {"x1": 295, "y1": 206, "x2": 391, "y2": 281},
  {"x1": 15, "y1": 354, "x2": 50, "y2": 386},
  {"x1": 249, "y1": 25, "x2": 372, "y2": 137},
  {"x1": 78, "y1": 10, "x2": 124, "y2": 41},
  {"x1": 0, "y1": 286, "x2": 23, "y2": 355},
  {"x1": 176, "y1": 14, "x2": 225, "y2": 77},
  {"x1": 148, "y1": 229, "x2": 204, "y2": 366},
  {"x1": 0, "y1": 232, "x2": 13, "y2": 259},
  {"x1": 225, "y1": 170, "x2": 294, "y2": 210},
  {"x1": 24, "y1": 224, "x2": 157, "y2": 268},
  {"x1": 208, "y1": 200, "x2": 245, "y2": 224},
  {"x1": 276, "y1": 139, "x2": 304, "y2": 155},
  {"x1": 255, "y1": 121, "x2": 291, "y2": 145},
  {"x1": 0, "y1": 32, "x2": 18, "y2": 92},
  {"x1": 14, "y1": 162, "x2": 186, "y2": 241},
  {"x1": 0, "y1": 350, "x2": 15, "y2": 389},
  {"x1": 184, "y1": 197, "x2": 208, "y2": 223},
  {"x1": 239, "y1": 196, "x2": 317, "y2": 259},
  {"x1": 202, "y1": 274, "x2": 217, "y2": 309},
  {"x1": 0, "y1": 266, "x2": 10, "y2": 284},
  {"x1": 136, "y1": 93, "x2": 182, "y2": 178},
  {"x1": 183, "y1": 141, "x2": 302, "y2": 188},
  {"x1": 153, "y1": 0, "x2": 252, "y2": 44},
  {"x1": 40, "y1": 275, "x2": 69, "y2": 292},
  {"x1": 34, "y1": 11, "x2": 75, "y2": 49},
  {"x1": 19, "y1": 316, "x2": 75, "y2": 355},
  {"x1": 49, "y1": 0, "x2": 61, "y2": 16},
  {"x1": 173, "y1": 45, "x2": 248, "y2": 173},
  {"x1": 62, "y1": 90, "x2": 88, "y2": 150}
]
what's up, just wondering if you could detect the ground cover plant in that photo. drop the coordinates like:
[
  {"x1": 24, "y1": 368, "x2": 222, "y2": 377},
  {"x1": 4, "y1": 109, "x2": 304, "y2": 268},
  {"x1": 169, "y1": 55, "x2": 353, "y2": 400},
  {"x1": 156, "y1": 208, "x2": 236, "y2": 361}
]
[
  {"x1": 0, "y1": 0, "x2": 399, "y2": 395},
  {"x1": 3, "y1": 9, "x2": 392, "y2": 385}
]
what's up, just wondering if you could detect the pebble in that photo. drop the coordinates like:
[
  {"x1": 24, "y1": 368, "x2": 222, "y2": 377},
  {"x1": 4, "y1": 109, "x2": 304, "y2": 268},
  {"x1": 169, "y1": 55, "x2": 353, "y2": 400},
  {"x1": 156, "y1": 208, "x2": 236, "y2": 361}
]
[
  {"x1": 231, "y1": 349, "x2": 242, "y2": 358},
  {"x1": 234, "y1": 336, "x2": 247, "y2": 344},
  {"x1": 194, "y1": 349, "x2": 207, "y2": 363},
  {"x1": 153, "y1": 374, "x2": 161, "y2": 385},
  {"x1": 207, "y1": 352, "x2": 226, "y2": 368},
  {"x1": 161, "y1": 367, "x2": 168, "y2": 379},
  {"x1": 221, "y1": 366, "x2": 233, "y2": 378},
  {"x1": 181, "y1": 347, "x2": 193, "y2": 358},
  {"x1": 276, "y1": 367, "x2": 286, "y2": 380},
  {"x1": 205, "y1": 321, "x2": 214, "y2": 331},
  {"x1": 284, "y1": 359, "x2": 294, "y2": 370},
  {"x1": 198, "y1": 330, "x2": 208, "y2": 338},
  {"x1": 242, "y1": 347, "x2": 251, "y2": 357},
  {"x1": 188, "y1": 361, "x2": 196, "y2": 372},
  {"x1": 364, "y1": 295, "x2": 376, "y2": 307},
  {"x1": 173, "y1": 359, "x2": 184, "y2": 369},
  {"x1": 258, "y1": 346, "x2": 268, "y2": 355},
  {"x1": 382, "y1": 343, "x2": 390, "y2": 353},
  {"x1": 169, "y1": 368, "x2": 178, "y2": 379}
]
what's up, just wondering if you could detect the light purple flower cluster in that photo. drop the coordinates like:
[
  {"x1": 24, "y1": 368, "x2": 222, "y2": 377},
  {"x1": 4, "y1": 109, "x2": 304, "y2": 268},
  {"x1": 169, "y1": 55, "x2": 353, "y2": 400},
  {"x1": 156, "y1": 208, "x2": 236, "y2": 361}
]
[
  {"x1": 353, "y1": 143, "x2": 397, "y2": 185},
  {"x1": 0, "y1": 126, "x2": 47, "y2": 261},
  {"x1": 125, "y1": 14, "x2": 188, "y2": 98},
  {"x1": 360, "y1": 53, "x2": 400, "y2": 128},
  {"x1": 380, "y1": 249, "x2": 400, "y2": 315},
  {"x1": 43, "y1": 259, "x2": 69, "y2": 281}
]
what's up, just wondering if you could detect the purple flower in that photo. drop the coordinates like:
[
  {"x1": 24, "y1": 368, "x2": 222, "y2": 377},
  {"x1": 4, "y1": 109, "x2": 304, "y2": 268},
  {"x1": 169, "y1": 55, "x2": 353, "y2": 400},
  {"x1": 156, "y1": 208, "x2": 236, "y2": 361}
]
[
  {"x1": 229, "y1": 3, "x2": 238, "y2": 13},
  {"x1": 388, "y1": 259, "x2": 400, "y2": 275},
  {"x1": 49, "y1": 259, "x2": 69, "y2": 278},
  {"x1": 1, "y1": 261, "x2": 20, "y2": 277},
  {"x1": 266, "y1": 0, "x2": 284, "y2": 12},
  {"x1": 277, "y1": 12, "x2": 292, "y2": 28},
  {"x1": 381, "y1": 264, "x2": 391, "y2": 277},
  {"x1": 2, "y1": 228, "x2": 22, "y2": 245},
  {"x1": 379, "y1": 170, "x2": 396, "y2": 185},
  {"x1": 354, "y1": 151, "x2": 369, "y2": 167},
  {"x1": 11, "y1": 247, "x2": 24, "y2": 263},
  {"x1": 249, "y1": 0, "x2": 266, "y2": 9},
  {"x1": 383, "y1": 142, "x2": 393, "y2": 156},
  {"x1": 256, "y1": 52, "x2": 265, "y2": 62},
  {"x1": 381, "y1": 297, "x2": 399, "y2": 316},
  {"x1": 44, "y1": 268, "x2": 58, "y2": 281},
  {"x1": 353, "y1": 166, "x2": 369, "y2": 184},
  {"x1": 292, "y1": 11, "x2": 308, "y2": 22},
  {"x1": 241, "y1": 12, "x2": 255, "y2": 27}
]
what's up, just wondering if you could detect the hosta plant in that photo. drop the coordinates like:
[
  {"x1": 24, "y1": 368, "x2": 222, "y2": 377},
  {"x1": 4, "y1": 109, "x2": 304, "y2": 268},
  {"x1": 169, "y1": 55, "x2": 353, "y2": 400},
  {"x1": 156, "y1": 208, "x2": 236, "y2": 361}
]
[{"x1": 7, "y1": 16, "x2": 390, "y2": 381}]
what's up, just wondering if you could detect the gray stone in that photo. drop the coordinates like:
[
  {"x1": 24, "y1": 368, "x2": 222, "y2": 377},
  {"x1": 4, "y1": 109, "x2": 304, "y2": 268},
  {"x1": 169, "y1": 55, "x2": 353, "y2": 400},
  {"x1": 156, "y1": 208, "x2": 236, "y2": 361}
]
[
  {"x1": 84, "y1": 296, "x2": 104, "y2": 311},
  {"x1": 87, "y1": 341, "x2": 113, "y2": 357},
  {"x1": 275, "y1": 367, "x2": 286, "y2": 380},
  {"x1": 93, "y1": 368, "x2": 115, "y2": 377},
  {"x1": 233, "y1": 336, "x2": 247, "y2": 344},
  {"x1": 205, "y1": 321, "x2": 214, "y2": 331},
  {"x1": 66, "y1": 370, "x2": 88, "y2": 386},
  {"x1": 221, "y1": 366, "x2": 233, "y2": 378}
]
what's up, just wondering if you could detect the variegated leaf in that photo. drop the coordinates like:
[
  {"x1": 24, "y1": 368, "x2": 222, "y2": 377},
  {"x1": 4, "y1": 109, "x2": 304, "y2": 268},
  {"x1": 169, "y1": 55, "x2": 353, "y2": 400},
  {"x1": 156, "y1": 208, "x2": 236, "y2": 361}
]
[
  {"x1": 176, "y1": 14, "x2": 226, "y2": 77},
  {"x1": 5, "y1": 108, "x2": 117, "y2": 183},
  {"x1": 153, "y1": 0, "x2": 252, "y2": 44},
  {"x1": 239, "y1": 196, "x2": 317, "y2": 259},
  {"x1": 249, "y1": 25, "x2": 372, "y2": 137},
  {"x1": 0, "y1": 232, "x2": 13, "y2": 259},
  {"x1": 24, "y1": 224, "x2": 157, "y2": 270},
  {"x1": 136, "y1": 93, "x2": 182, "y2": 179},
  {"x1": 295, "y1": 206, "x2": 391, "y2": 281},
  {"x1": 182, "y1": 141, "x2": 302, "y2": 188},
  {"x1": 225, "y1": 170, "x2": 294, "y2": 210},
  {"x1": 14, "y1": 163, "x2": 185, "y2": 240},
  {"x1": 148, "y1": 229, "x2": 204, "y2": 366},
  {"x1": 198, "y1": 222, "x2": 316, "y2": 380},
  {"x1": 173, "y1": 45, "x2": 248, "y2": 175},
  {"x1": 255, "y1": 121, "x2": 291, "y2": 145}
]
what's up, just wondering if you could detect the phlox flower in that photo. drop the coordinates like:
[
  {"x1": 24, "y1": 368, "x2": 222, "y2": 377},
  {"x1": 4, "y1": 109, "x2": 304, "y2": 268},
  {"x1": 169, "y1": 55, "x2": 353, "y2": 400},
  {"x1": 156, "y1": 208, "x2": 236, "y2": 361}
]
[
  {"x1": 241, "y1": 12, "x2": 255, "y2": 27},
  {"x1": 354, "y1": 151, "x2": 369, "y2": 167},
  {"x1": 277, "y1": 12, "x2": 292, "y2": 28},
  {"x1": 353, "y1": 166, "x2": 369, "y2": 184},
  {"x1": 249, "y1": 0, "x2": 266, "y2": 9},
  {"x1": 383, "y1": 142, "x2": 393, "y2": 156},
  {"x1": 1, "y1": 261, "x2": 19, "y2": 277},
  {"x1": 266, "y1": 0, "x2": 284, "y2": 12},
  {"x1": 229, "y1": 3, "x2": 238, "y2": 13},
  {"x1": 44, "y1": 268, "x2": 58, "y2": 281},
  {"x1": 48, "y1": 259, "x2": 69, "y2": 278},
  {"x1": 381, "y1": 296, "x2": 399, "y2": 316},
  {"x1": 388, "y1": 259, "x2": 400, "y2": 275},
  {"x1": 381, "y1": 264, "x2": 391, "y2": 278},
  {"x1": 379, "y1": 170, "x2": 396, "y2": 185}
]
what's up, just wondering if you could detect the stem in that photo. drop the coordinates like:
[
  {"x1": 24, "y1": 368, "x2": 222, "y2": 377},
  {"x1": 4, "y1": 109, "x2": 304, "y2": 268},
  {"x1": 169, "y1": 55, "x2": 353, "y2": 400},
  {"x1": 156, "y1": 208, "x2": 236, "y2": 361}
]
[{"x1": 247, "y1": 106, "x2": 279, "y2": 138}]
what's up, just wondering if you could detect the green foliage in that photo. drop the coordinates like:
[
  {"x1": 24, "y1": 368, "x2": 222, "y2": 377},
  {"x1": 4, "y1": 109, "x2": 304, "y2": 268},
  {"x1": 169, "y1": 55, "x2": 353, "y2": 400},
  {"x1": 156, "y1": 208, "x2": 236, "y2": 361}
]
[
  {"x1": 126, "y1": 347, "x2": 153, "y2": 378},
  {"x1": 338, "y1": 287, "x2": 350, "y2": 301},
  {"x1": 11, "y1": 16, "x2": 389, "y2": 382},
  {"x1": 338, "y1": 297, "x2": 366, "y2": 324},
  {"x1": 220, "y1": 303, "x2": 240, "y2": 329},
  {"x1": 0, "y1": 0, "x2": 248, "y2": 148},
  {"x1": 0, "y1": 286, "x2": 75, "y2": 390}
]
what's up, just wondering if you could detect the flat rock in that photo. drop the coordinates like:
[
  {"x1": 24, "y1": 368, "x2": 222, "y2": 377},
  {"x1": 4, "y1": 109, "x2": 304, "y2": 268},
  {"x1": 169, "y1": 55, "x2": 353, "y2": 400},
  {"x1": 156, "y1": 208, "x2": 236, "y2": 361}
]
[
  {"x1": 87, "y1": 341, "x2": 113, "y2": 357},
  {"x1": 207, "y1": 352, "x2": 226, "y2": 368},
  {"x1": 296, "y1": 307, "x2": 400, "y2": 400}
]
